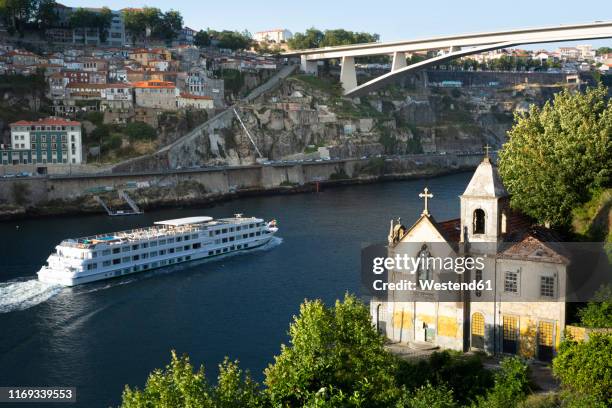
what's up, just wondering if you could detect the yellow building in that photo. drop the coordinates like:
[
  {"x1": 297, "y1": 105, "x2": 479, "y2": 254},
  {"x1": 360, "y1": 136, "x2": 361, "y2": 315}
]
[{"x1": 371, "y1": 155, "x2": 570, "y2": 362}]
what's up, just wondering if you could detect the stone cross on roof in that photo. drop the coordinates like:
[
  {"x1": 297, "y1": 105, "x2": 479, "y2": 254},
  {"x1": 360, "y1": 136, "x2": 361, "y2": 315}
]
[
  {"x1": 484, "y1": 144, "x2": 492, "y2": 158},
  {"x1": 419, "y1": 187, "x2": 433, "y2": 216}
]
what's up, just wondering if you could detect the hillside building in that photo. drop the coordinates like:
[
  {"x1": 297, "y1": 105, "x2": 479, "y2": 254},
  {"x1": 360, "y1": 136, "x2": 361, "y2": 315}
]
[{"x1": 3, "y1": 118, "x2": 83, "y2": 165}]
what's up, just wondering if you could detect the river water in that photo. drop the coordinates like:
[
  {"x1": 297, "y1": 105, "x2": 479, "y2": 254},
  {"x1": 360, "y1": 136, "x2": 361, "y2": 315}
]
[{"x1": 0, "y1": 172, "x2": 470, "y2": 407}]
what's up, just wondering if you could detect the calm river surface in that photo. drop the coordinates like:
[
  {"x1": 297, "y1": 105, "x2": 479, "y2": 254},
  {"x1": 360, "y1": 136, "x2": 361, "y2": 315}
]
[{"x1": 0, "y1": 172, "x2": 470, "y2": 407}]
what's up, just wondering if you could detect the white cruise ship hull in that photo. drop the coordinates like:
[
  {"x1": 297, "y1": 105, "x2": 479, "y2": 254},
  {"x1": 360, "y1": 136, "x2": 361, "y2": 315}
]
[{"x1": 37, "y1": 215, "x2": 278, "y2": 287}]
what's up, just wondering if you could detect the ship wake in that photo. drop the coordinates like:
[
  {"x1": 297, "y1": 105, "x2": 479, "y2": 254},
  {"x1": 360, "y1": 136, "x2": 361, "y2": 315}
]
[
  {"x1": 0, "y1": 237, "x2": 283, "y2": 311},
  {"x1": 0, "y1": 278, "x2": 63, "y2": 313}
]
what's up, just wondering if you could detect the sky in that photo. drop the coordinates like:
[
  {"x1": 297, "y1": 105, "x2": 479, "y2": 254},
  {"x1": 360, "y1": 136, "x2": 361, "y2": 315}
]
[{"x1": 68, "y1": 0, "x2": 612, "y2": 49}]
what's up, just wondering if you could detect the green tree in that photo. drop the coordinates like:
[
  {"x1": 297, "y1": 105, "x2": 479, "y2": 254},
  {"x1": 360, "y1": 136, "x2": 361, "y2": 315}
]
[
  {"x1": 0, "y1": 0, "x2": 37, "y2": 34},
  {"x1": 473, "y1": 357, "x2": 531, "y2": 408},
  {"x1": 68, "y1": 7, "x2": 111, "y2": 43},
  {"x1": 121, "y1": 350, "x2": 214, "y2": 407},
  {"x1": 264, "y1": 293, "x2": 400, "y2": 407},
  {"x1": 552, "y1": 332, "x2": 612, "y2": 406},
  {"x1": 123, "y1": 7, "x2": 181, "y2": 43},
  {"x1": 498, "y1": 85, "x2": 612, "y2": 227},
  {"x1": 155, "y1": 9, "x2": 182, "y2": 41},
  {"x1": 210, "y1": 30, "x2": 252, "y2": 50},
  {"x1": 214, "y1": 358, "x2": 266, "y2": 408},
  {"x1": 33, "y1": 0, "x2": 57, "y2": 32},
  {"x1": 596, "y1": 46, "x2": 612, "y2": 55},
  {"x1": 578, "y1": 284, "x2": 612, "y2": 328},
  {"x1": 287, "y1": 27, "x2": 378, "y2": 50},
  {"x1": 397, "y1": 382, "x2": 457, "y2": 408},
  {"x1": 194, "y1": 29, "x2": 210, "y2": 47},
  {"x1": 124, "y1": 121, "x2": 156, "y2": 142},
  {"x1": 287, "y1": 27, "x2": 324, "y2": 49}
]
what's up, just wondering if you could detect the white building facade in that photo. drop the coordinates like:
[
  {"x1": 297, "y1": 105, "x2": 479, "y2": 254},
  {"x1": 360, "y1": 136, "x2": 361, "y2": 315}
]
[{"x1": 3, "y1": 118, "x2": 83, "y2": 165}]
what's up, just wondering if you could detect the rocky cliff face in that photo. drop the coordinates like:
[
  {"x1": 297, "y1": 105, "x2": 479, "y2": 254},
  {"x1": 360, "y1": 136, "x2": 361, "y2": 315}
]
[{"x1": 138, "y1": 70, "x2": 582, "y2": 170}]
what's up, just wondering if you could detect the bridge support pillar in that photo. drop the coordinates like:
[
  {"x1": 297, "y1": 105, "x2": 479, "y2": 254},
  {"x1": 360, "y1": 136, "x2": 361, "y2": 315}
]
[
  {"x1": 391, "y1": 51, "x2": 407, "y2": 71},
  {"x1": 340, "y1": 56, "x2": 357, "y2": 94},
  {"x1": 300, "y1": 55, "x2": 318, "y2": 74}
]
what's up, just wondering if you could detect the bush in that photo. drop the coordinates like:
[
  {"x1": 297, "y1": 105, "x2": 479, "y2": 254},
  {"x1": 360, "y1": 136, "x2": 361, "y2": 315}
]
[
  {"x1": 518, "y1": 393, "x2": 560, "y2": 408},
  {"x1": 552, "y1": 332, "x2": 612, "y2": 405},
  {"x1": 84, "y1": 111, "x2": 104, "y2": 126},
  {"x1": 397, "y1": 382, "x2": 457, "y2": 408},
  {"x1": 396, "y1": 351, "x2": 493, "y2": 405},
  {"x1": 577, "y1": 284, "x2": 612, "y2": 328},
  {"x1": 124, "y1": 121, "x2": 157, "y2": 141},
  {"x1": 89, "y1": 125, "x2": 109, "y2": 144},
  {"x1": 473, "y1": 356, "x2": 530, "y2": 408}
]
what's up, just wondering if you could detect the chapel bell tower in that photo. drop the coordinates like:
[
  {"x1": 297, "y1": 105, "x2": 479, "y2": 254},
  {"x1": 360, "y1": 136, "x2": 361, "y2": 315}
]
[{"x1": 460, "y1": 148, "x2": 509, "y2": 244}]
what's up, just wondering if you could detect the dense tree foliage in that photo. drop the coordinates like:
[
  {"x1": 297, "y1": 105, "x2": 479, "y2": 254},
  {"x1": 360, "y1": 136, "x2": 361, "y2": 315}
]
[
  {"x1": 119, "y1": 295, "x2": 572, "y2": 408},
  {"x1": 596, "y1": 46, "x2": 612, "y2": 55},
  {"x1": 68, "y1": 7, "x2": 112, "y2": 42},
  {"x1": 208, "y1": 30, "x2": 252, "y2": 50},
  {"x1": 264, "y1": 293, "x2": 399, "y2": 407},
  {"x1": 287, "y1": 27, "x2": 379, "y2": 49},
  {"x1": 122, "y1": 7, "x2": 183, "y2": 43},
  {"x1": 442, "y1": 56, "x2": 561, "y2": 72},
  {"x1": 396, "y1": 351, "x2": 493, "y2": 405},
  {"x1": 194, "y1": 29, "x2": 210, "y2": 47},
  {"x1": 498, "y1": 85, "x2": 612, "y2": 227},
  {"x1": 578, "y1": 284, "x2": 612, "y2": 328},
  {"x1": 472, "y1": 357, "x2": 531, "y2": 408},
  {"x1": 124, "y1": 121, "x2": 157, "y2": 141},
  {"x1": 552, "y1": 332, "x2": 612, "y2": 407},
  {"x1": 0, "y1": 0, "x2": 60, "y2": 34},
  {"x1": 396, "y1": 382, "x2": 457, "y2": 408}
]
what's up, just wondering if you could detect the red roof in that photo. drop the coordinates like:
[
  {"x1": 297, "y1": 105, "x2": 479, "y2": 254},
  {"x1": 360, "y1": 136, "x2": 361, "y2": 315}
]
[{"x1": 11, "y1": 117, "x2": 81, "y2": 126}]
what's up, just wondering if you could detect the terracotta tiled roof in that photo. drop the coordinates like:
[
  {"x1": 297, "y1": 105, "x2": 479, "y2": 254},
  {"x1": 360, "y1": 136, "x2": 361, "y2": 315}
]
[
  {"x1": 10, "y1": 117, "x2": 80, "y2": 126},
  {"x1": 436, "y1": 218, "x2": 461, "y2": 242}
]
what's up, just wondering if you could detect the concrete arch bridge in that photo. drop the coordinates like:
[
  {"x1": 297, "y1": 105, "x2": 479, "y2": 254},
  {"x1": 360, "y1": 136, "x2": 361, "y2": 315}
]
[{"x1": 283, "y1": 21, "x2": 612, "y2": 96}]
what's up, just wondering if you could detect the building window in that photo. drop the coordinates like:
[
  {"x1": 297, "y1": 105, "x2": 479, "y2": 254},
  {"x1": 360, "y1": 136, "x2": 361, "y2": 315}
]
[
  {"x1": 473, "y1": 209, "x2": 485, "y2": 234},
  {"x1": 504, "y1": 270, "x2": 519, "y2": 293},
  {"x1": 416, "y1": 245, "x2": 432, "y2": 282},
  {"x1": 471, "y1": 312, "x2": 485, "y2": 349},
  {"x1": 475, "y1": 269, "x2": 483, "y2": 297},
  {"x1": 540, "y1": 276, "x2": 555, "y2": 298}
]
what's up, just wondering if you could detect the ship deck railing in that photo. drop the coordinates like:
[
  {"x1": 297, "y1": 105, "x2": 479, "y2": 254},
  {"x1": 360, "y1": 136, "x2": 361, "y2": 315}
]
[{"x1": 59, "y1": 224, "x2": 207, "y2": 249}]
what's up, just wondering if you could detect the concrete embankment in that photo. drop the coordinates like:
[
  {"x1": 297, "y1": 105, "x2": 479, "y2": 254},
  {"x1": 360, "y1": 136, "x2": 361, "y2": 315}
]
[{"x1": 0, "y1": 153, "x2": 482, "y2": 220}]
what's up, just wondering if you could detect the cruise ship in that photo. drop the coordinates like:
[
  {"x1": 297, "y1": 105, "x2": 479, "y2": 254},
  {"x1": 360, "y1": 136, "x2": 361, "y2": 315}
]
[{"x1": 38, "y1": 214, "x2": 278, "y2": 286}]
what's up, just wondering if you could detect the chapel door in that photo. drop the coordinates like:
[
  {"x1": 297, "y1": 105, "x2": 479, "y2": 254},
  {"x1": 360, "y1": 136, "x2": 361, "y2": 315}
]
[
  {"x1": 537, "y1": 321, "x2": 554, "y2": 362},
  {"x1": 471, "y1": 313, "x2": 485, "y2": 349},
  {"x1": 502, "y1": 316, "x2": 519, "y2": 354}
]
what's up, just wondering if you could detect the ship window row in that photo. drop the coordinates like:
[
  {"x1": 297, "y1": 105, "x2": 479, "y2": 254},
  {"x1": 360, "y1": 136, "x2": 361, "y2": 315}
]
[
  {"x1": 93, "y1": 244, "x2": 204, "y2": 267},
  {"x1": 208, "y1": 223, "x2": 263, "y2": 237},
  {"x1": 207, "y1": 243, "x2": 248, "y2": 256},
  {"x1": 118, "y1": 255, "x2": 195, "y2": 275},
  {"x1": 91, "y1": 242, "x2": 256, "y2": 275},
  {"x1": 214, "y1": 232, "x2": 261, "y2": 245},
  {"x1": 94, "y1": 243, "x2": 252, "y2": 267},
  {"x1": 90, "y1": 236, "x2": 205, "y2": 258}
]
